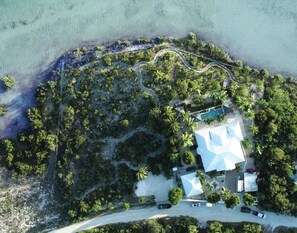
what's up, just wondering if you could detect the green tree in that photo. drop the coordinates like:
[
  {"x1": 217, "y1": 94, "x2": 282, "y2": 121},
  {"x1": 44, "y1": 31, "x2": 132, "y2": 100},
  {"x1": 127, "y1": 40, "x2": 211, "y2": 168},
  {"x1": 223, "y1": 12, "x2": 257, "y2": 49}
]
[
  {"x1": 79, "y1": 201, "x2": 90, "y2": 213},
  {"x1": 183, "y1": 150, "x2": 195, "y2": 164},
  {"x1": 249, "y1": 125, "x2": 259, "y2": 136},
  {"x1": 28, "y1": 108, "x2": 43, "y2": 129},
  {"x1": 260, "y1": 68, "x2": 270, "y2": 78},
  {"x1": 46, "y1": 134, "x2": 58, "y2": 151},
  {"x1": 1, "y1": 75, "x2": 15, "y2": 89},
  {"x1": 196, "y1": 170, "x2": 206, "y2": 186},
  {"x1": 243, "y1": 224, "x2": 263, "y2": 233},
  {"x1": 164, "y1": 106, "x2": 175, "y2": 122},
  {"x1": 238, "y1": 85, "x2": 249, "y2": 98},
  {"x1": 220, "y1": 187, "x2": 230, "y2": 201},
  {"x1": 187, "y1": 225, "x2": 199, "y2": 233},
  {"x1": 266, "y1": 122, "x2": 278, "y2": 135},
  {"x1": 255, "y1": 110, "x2": 267, "y2": 124},
  {"x1": 0, "y1": 106, "x2": 7, "y2": 116},
  {"x1": 3, "y1": 139, "x2": 14, "y2": 153},
  {"x1": 270, "y1": 147, "x2": 285, "y2": 161},
  {"x1": 168, "y1": 187, "x2": 183, "y2": 205},
  {"x1": 182, "y1": 112, "x2": 198, "y2": 131},
  {"x1": 243, "y1": 193, "x2": 255, "y2": 206},
  {"x1": 181, "y1": 132, "x2": 194, "y2": 148},
  {"x1": 170, "y1": 121, "x2": 181, "y2": 134},
  {"x1": 208, "y1": 221, "x2": 223, "y2": 233},
  {"x1": 206, "y1": 192, "x2": 221, "y2": 204},
  {"x1": 136, "y1": 166, "x2": 149, "y2": 181},
  {"x1": 188, "y1": 32, "x2": 197, "y2": 40},
  {"x1": 68, "y1": 209, "x2": 77, "y2": 218},
  {"x1": 242, "y1": 138, "x2": 252, "y2": 149},
  {"x1": 169, "y1": 152, "x2": 180, "y2": 163},
  {"x1": 123, "y1": 202, "x2": 130, "y2": 210},
  {"x1": 224, "y1": 193, "x2": 240, "y2": 209},
  {"x1": 91, "y1": 200, "x2": 102, "y2": 213},
  {"x1": 64, "y1": 106, "x2": 75, "y2": 129},
  {"x1": 120, "y1": 119, "x2": 129, "y2": 128},
  {"x1": 102, "y1": 55, "x2": 112, "y2": 66},
  {"x1": 145, "y1": 220, "x2": 165, "y2": 233}
]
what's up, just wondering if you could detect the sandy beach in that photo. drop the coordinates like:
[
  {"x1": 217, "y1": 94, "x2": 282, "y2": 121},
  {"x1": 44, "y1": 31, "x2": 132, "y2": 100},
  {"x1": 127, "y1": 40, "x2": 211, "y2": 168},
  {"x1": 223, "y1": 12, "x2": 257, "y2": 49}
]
[{"x1": 1, "y1": 0, "x2": 297, "y2": 137}]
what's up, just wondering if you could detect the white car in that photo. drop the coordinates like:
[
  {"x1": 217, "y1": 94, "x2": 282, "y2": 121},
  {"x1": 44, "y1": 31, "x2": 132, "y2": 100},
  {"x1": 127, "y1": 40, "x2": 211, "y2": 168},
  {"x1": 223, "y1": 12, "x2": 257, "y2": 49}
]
[
  {"x1": 252, "y1": 210, "x2": 266, "y2": 219},
  {"x1": 191, "y1": 203, "x2": 201, "y2": 207},
  {"x1": 206, "y1": 203, "x2": 213, "y2": 207}
]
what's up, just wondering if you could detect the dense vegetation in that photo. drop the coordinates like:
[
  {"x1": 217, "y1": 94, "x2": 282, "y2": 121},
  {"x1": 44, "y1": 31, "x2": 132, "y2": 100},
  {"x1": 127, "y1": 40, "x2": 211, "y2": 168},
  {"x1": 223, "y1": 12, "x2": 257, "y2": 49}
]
[
  {"x1": 80, "y1": 216, "x2": 265, "y2": 233},
  {"x1": 0, "y1": 33, "x2": 296, "y2": 223},
  {"x1": 253, "y1": 75, "x2": 297, "y2": 215}
]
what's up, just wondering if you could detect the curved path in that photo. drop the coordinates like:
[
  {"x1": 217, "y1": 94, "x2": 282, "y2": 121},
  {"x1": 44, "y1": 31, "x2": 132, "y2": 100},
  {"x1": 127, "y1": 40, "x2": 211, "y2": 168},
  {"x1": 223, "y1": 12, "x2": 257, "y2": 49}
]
[
  {"x1": 134, "y1": 45, "x2": 239, "y2": 108},
  {"x1": 51, "y1": 201, "x2": 297, "y2": 233}
]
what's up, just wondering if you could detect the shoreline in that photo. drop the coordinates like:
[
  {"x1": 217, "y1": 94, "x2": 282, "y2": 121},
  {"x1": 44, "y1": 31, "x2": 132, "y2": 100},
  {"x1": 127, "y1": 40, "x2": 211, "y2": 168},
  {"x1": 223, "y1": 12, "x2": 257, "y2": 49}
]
[{"x1": 1, "y1": 34, "x2": 297, "y2": 140}]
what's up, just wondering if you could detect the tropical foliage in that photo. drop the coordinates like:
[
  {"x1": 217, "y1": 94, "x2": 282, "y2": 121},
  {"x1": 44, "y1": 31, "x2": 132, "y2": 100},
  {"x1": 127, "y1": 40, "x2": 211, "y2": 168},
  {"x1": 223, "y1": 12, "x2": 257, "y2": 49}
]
[
  {"x1": 1, "y1": 75, "x2": 15, "y2": 89},
  {"x1": 168, "y1": 187, "x2": 183, "y2": 205}
]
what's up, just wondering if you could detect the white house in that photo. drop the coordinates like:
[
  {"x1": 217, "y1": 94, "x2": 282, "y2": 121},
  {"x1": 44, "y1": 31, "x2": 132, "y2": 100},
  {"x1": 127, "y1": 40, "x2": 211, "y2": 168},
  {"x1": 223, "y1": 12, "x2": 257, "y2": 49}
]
[
  {"x1": 194, "y1": 121, "x2": 245, "y2": 172},
  {"x1": 181, "y1": 172, "x2": 203, "y2": 197}
]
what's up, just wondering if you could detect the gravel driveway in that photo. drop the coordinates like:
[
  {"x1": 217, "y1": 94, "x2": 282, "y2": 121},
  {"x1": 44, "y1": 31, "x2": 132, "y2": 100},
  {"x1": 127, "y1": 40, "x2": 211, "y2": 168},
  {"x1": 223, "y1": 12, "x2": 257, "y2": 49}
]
[{"x1": 135, "y1": 172, "x2": 174, "y2": 202}]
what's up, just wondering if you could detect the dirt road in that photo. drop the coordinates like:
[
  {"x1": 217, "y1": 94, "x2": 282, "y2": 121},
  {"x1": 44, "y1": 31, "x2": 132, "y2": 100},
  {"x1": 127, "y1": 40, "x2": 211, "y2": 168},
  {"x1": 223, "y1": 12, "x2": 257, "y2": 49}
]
[{"x1": 51, "y1": 201, "x2": 297, "y2": 232}]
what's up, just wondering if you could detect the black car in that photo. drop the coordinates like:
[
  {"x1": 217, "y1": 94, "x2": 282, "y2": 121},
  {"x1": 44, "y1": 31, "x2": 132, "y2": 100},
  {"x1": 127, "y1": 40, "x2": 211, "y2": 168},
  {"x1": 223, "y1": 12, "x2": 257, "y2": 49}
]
[
  {"x1": 157, "y1": 203, "x2": 172, "y2": 209},
  {"x1": 241, "y1": 206, "x2": 251, "y2": 213}
]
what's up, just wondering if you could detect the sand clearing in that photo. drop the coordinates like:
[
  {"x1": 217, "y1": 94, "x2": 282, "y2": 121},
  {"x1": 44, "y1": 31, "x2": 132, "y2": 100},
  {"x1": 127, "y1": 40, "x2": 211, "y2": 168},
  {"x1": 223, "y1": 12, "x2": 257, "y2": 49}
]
[
  {"x1": 135, "y1": 172, "x2": 174, "y2": 202},
  {"x1": 1, "y1": 0, "x2": 297, "y2": 136}
]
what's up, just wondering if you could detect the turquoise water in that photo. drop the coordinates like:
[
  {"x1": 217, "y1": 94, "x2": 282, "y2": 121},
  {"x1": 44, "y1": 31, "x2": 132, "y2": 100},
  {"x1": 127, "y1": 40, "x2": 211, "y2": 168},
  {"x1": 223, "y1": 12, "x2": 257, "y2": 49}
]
[
  {"x1": 1, "y1": 0, "x2": 297, "y2": 137},
  {"x1": 201, "y1": 107, "x2": 224, "y2": 120}
]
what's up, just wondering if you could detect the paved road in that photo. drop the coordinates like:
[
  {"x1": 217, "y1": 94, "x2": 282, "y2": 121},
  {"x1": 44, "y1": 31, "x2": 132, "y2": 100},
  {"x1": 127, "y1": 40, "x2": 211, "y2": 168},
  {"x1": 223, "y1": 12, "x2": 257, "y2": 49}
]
[{"x1": 51, "y1": 202, "x2": 297, "y2": 233}]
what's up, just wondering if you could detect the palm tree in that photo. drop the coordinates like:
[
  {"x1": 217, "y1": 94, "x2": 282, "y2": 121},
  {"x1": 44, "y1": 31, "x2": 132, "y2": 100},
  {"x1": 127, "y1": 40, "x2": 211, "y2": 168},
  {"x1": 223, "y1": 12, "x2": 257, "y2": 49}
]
[
  {"x1": 182, "y1": 112, "x2": 197, "y2": 130},
  {"x1": 220, "y1": 187, "x2": 230, "y2": 201},
  {"x1": 219, "y1": 90, "x2": 228, "y2": 102},
  {"x1": 196, "y1": 170, "x2": 206, "y2": 186},
  {"x1": 188, "y1": 118, "x2": 198, "y2": 131},
  {"x1": 182, "y1": 111, "x2": 191, "y2": 124},
  {"x1": 246, "y1": 109, "x2": 255, "y2": 120},
  {"x1": 170, "y1": 121, "x2": 181, "y2": 134},
  {"x1": 136, "y1": 166, "x2": 149, "y2": 181},
  {"x1": 164, "y1": 106, "x2": 175, "y2": 122},
  {"x1": 181, "y1": 132, "x2": 194, "y2": 148},
  {"x1": 249, "y1": 124, "x2": 259, "y2": 135}
]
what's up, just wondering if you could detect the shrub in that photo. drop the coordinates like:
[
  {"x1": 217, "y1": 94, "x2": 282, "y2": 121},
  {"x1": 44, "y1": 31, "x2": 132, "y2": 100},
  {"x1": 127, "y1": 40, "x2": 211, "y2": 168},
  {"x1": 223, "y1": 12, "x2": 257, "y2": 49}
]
[
  {"x1": 183, "y1": 151, "x2": 195, "y2": 165},
  {"x1": 168, "y1": 187, "x2": 183, "y2": 205},
  {"x1": 0, "y1": 106, "x2": 7, "y2": 116},
  {"x1": 242, "y1": 139, "x2": 252, "y2": 149},
  {"x1": 102, "y1": 55, "x2": 112, "y2": 66},
  {"x1": 123, "y1": 202, "x2": 130, "y2": 210},
  {"x1": 243, "y1": 193, "x2": 254, "y2": 206},
  {"x1": 224, "y1": 194, "x2": 240, "y2": 209},
  {"x1": 2, "y1": 75, "x2": 15, "y2": 89},
  {"x1": 206, "y1": 192, "x2": 221, "y2": 204}
]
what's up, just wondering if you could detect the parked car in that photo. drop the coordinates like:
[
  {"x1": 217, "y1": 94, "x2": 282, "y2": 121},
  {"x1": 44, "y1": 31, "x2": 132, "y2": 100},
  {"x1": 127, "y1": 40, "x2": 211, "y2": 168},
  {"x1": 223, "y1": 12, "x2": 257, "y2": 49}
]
[
  {"x1": 252, "y1": 210, "x2": 266, "y2": 219},
  {"x1": 206, "y1": 203, "x2": 213, "y2": 207},
  {"x1": 157, "y1": 203, "x2": 172, "y2": 209},
  {"x1": 241, "y1": 206, "x2": 251, "y2": 213},
  {"x1": 191, "y1": 202, "x2": 201, "y2": 207}
]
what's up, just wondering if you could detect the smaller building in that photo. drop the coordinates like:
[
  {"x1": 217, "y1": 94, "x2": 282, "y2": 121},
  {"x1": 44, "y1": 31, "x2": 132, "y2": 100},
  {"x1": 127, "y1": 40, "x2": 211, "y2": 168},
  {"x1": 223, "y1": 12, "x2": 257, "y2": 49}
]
[
  {"x1": 181, "y1": 172, "x2": 203, "y2": 197},
  {"x1": 244, "y1": 172, "x2": 258, "y2": 192}
]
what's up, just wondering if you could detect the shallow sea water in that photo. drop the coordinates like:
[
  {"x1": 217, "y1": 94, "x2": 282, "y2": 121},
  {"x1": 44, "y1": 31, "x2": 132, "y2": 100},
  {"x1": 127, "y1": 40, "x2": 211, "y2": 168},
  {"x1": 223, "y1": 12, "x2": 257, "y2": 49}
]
[{"x1": 0, "y1": 0, "x2": 297, "y2": 136}]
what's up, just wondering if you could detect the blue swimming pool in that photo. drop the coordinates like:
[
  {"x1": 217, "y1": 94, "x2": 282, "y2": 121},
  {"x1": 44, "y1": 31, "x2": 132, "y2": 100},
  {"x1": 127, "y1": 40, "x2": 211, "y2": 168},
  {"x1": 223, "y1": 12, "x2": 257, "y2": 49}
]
[{"x1": 201, "y1": 107, "x2": 224, "y2": 120}]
